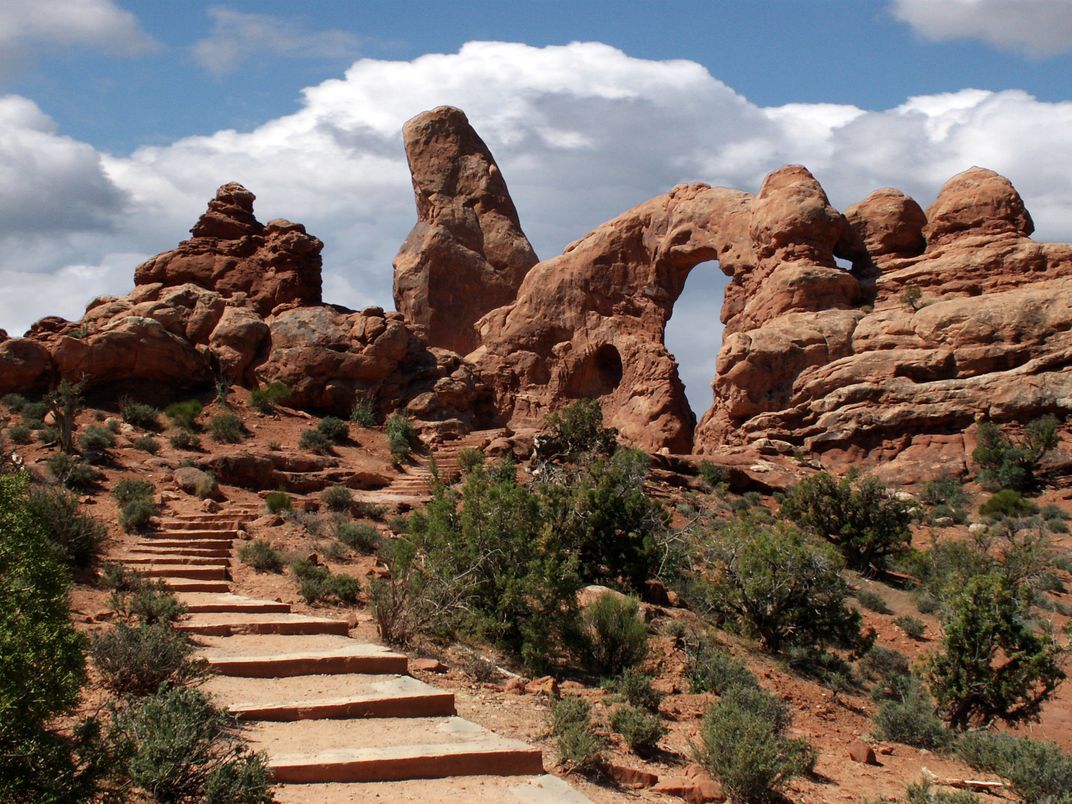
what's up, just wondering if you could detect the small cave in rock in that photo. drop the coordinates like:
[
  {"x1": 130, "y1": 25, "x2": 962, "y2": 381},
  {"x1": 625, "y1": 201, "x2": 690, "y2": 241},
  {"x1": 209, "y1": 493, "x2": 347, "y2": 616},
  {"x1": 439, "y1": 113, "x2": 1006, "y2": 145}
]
[{"x1": 564, "y1": 344, "x2": 624, "y2": 398}]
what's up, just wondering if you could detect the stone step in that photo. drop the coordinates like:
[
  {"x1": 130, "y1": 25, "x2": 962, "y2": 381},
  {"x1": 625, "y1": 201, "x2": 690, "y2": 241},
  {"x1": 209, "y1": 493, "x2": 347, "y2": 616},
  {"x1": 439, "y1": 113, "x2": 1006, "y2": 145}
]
[
  {"x1": 175, "y1": 593, "x2": 290, "y2": 614},
  {"x1": 146, "y1": 527, "x2": 238, "y2": 538},
  {"x1": 130, "y1": 546, "x2": 232, "y2": 558},
  {"x1": 271, "y1": 775, "x2": 587, "y2": 804},
  {"x1": 139, "y1": 536, "x2": 235, "y2": 548},
  {"x1": 120, "y1": 554, "x2": 231, "y2": 567},
  {"x1": 243, "y1": 717, "x2": 543, "y2": 784},
  {"x1": 162, "y1": 578, "x2": 232, "y2": 593},
  {"x1": 136, "y1": 564, "x2": 230, "y2": 581},
  {"x1": 194, "y1": 634, "x2": 408, "y2": 676},
  {"x1": 176, "y1": 612, "x2": 349, "y2": 637},
  {"x1": 204, "y1": 673, "x2": 455, "y2": 721}
]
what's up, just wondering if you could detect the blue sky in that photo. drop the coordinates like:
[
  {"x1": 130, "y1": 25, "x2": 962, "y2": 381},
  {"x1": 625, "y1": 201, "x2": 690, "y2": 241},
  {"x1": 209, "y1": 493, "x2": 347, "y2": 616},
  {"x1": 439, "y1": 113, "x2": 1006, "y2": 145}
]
[{"x1": 3, "y1": 0, "x2": 1071, "y2": 414}]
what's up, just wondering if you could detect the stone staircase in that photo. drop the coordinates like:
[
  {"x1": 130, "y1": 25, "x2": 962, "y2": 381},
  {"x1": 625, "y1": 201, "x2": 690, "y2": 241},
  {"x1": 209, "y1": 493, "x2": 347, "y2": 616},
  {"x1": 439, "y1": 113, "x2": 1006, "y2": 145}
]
[{"x1": 111, "y1": 502, "x2": 585, "y2": 802}]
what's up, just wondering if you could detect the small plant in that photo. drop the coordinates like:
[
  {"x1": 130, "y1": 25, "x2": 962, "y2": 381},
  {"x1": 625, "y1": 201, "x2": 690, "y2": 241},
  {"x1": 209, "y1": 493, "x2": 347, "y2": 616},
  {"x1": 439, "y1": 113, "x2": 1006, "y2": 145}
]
[
  {"x1": 113, "y1": 478, "x2": 154, "y2": 504},
  {"x1": 550, "y1": 697, "x2": 604, "y2": 773},
  {"x1": 113, "y1": 580, "x2": 187, "y2": 625},
  {"x1": 1, "y1": 392, "x2": 28, "y2": 410},
  {"x1": 169, "y1": 429, "x2": 201, "y2": 450},
  {"x1": 132, "y1": 435, "x2": 160, "y2": 454},
  {"x1": 291, "y1": 559, "x2": 361, "y2": 605},
  {"x1": 973, "y1": 416, "x2": 1059, "y2": 492},
  {"x1": 119, "y1": 398, "x2": 161, "y2": 431},
  {"x1": 370, "y1": 576, "x2": 411, "y2": 646},
  {"x1": 249, "y1": 382, "x2": 290, "y2": 413},
  {"x1": 298, "y1": 427, "x2": 333, "y2": 455},
  {"x1": 113, "y1": 478, "x2": 156, "y2": 533},
  {"x1": 610, "y1": 705, "x2": 665, "y2": 754},
  {"x1": 336, "y1": 521, "x2": 380, "y2": 554},
  {"x1": 457, "y1": 447, "x2": 485, "y2": 475},
  {"x1": 47, "y1": 380, "x2": 82, "y2": 453},
  {"x1": 855, "y1": 588, "x2": 892, "y2": 614},
  {"x1": 46, "y1": 453, "x2": 99, "y2": 491},
  {"x1": 956, "y1": 731, "x2": 1072, "y2": 801},
  {"x1": 91, "y1": 622, "x2": 204, "y2": 696},
  {"x1": 540, "y1": 398, "x2": 618, "y2": 463},
  {"x1": 698, "y1": 460, "x2": 726, "y2": 489},
  {"x1": 688, "y1": 640, "x2": 759, "y2": 695},
  {"x1": 78, "y1": 425, "x2": 116, "y2": 458},
  {"x1": 209, "y1": 412, "x2": 245, "y2": 444},
  {"x1": 321, "y1": 484, "x2": 353, "y2": 512},
  {"x1": 5, "y1": 424, "x2": 31, "y2": 444},
  {"x1": 238, "y1": 540, "x2": 285, "y2": 573},
  {"x1": 610, "y1": 668, "x2": 664, "y2": 713},
  {"x1": 350, "y1": 399, "x2": 377, "y2": 427},
  {"x1": 920, "y1": 476, "x2": 970, "y2": 525},
  {"x1": 916, "y1": 590, "x2": 941, "y2": 614},
  {"x1": 979, "y1": 489, "x2": 1035, "y2": 519},
  {"x1": 165, "y1": 399, "x2": 203, "y2": 430},
  {"x1": 900, "y1": 284, "x2": 923, "y2": 311},
  {"x1": 25, "y1": 486, "x2": 107, "y2": 570},
  {"x1": 695, "y1": 685, "x2": 815, "y2": 802},
  {"x1": 872, "y1": 676, "x2": 952, "y2": 749},
  {"x1": 903, "y1": 777, "x2": 980, "y2": 803},
  {"x1": 316, "y1": 416, "x2": 349, "y2": 443},
  {"x1": 895, "y1": 615, "x2": 926, "y2": 640},
  {"x1": 575, "y1": 593, "x2": 649, "y2": 678},
  {"x1": 20, "y1": 400, "x2": 49, "y2": 426},
  {"x1": 386, "y1": 412, "x2": 417, "y2": 462},
  {"x1": 264, "y1": 491, "x2": 292, "y2": 514}
]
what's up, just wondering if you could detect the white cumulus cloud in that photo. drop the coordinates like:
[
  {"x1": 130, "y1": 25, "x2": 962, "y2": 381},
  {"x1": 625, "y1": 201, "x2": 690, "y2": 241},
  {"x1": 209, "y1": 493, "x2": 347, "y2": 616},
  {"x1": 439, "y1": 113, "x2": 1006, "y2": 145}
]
[{"x1": 892, "y1": 0, "x2": 1072, "y2": 56}]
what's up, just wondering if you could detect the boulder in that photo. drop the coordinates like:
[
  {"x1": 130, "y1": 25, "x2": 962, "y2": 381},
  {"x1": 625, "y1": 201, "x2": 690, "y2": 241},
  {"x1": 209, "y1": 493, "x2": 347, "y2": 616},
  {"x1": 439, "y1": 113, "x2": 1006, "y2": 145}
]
[
  {"x1": 173, "y1": 467, "x2": 218, "y2": 498},
  {"x1": 0, "y1": 338, "x2": 52, "y2": 395}
]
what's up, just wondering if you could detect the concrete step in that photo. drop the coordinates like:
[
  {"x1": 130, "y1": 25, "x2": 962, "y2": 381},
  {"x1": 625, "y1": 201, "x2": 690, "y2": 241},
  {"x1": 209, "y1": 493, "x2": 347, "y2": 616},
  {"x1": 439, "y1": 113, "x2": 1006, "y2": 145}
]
[
  {"x1": 204, "y1": 673, "x2": 455, "y2": 721},
  {"x1": 162, "y1": 578, "x2": 232, "y2": 593},
  {"x1": 175, "y1": 593, "x2": 290, "y2": 614},
  {"x1": 271, "y1": 775, "x2": 588, "y2": 804},
  {"x1": 243, "y1": 717, "x2": 543, "y2": 784},
  {"x1": 136, "y1": 564, "x2": 230, "y2": 581},
  {"x1": 176, "y1": 612, "x2": 349, "y2": 637},
  {"x1": 194, "y1": 634, "x2": 408, "y2": 676},
  {"x1": 119, "y1": 554, "x2": 230, "y2": 567}
]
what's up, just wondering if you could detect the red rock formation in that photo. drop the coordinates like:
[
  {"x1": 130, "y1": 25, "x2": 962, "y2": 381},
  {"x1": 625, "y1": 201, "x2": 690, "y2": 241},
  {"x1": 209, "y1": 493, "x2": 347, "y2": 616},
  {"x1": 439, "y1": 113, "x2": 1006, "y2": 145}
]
[
  {"x1": 393, "y1": 106, "x2": 538, "y2": 355},
  {"x1": 0, "y1": 337, "x2": 52, "y2": 395},
  {"x1": 134, "y1": 183, "x2": 323, "y2": 316}
]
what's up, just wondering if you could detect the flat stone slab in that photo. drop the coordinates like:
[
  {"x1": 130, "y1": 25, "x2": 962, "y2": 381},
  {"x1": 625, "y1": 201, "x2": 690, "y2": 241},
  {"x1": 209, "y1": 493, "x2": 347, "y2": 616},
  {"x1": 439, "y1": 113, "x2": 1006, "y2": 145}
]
[
  {"x1": 175, "y1": 593, "x2": 291, "y2": 614},
  {"x1": 137, "y1": 564, "x2": 229, "y2": 580},
  {"x1": 130, "y1": 545, "x2": 232, "y2": 557},
  {"x1": 204, "y1": 673, "x2": 454, "y2": 720},
  {"x1": 162, "y1": 578, "x2": 231, "y2": 593},
  {"x1": 272, "y1": 774, "x2": 588, "y2": 803},
  {"x1": 176, "y1": 612, "x2": 349, "y2": 637},
  {"x1": 199, "y1": 637, "x2": 408, "y2": 677},
  {"x1": 119, "y1": 554, "x2": 230, "y2": 566}
]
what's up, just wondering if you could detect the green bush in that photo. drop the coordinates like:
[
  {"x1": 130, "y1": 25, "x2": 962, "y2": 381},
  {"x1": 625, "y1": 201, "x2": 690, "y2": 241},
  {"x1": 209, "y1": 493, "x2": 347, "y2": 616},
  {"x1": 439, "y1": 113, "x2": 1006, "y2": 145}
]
[
  {"x1": 695, "y1": 685, "x2": 815, "y2": 803},
  {"x1": 336, "y1": 521, "x2": 380, "y2": 554},
  {"x1": 856, "y1": 588, "x2": 892, "y2": 614},
  {"x1": 895, "y1": 615, "x2": 926, "y2": 640},
  {"x1": 698, "y1": 460, "x2": 727, "y2": 489},
  {"x1": 317, "y1": 416, "x2": 349, "y2": 442},
  {"x1": 920, "y1": 476, "x2": 970, "y2": 524},
  {"x1": 956, "y1": 731, "x2": 1072, "y2": 801},
  {"x1": 35, "y1": 425, "x2": 58, "y2": 443},
  {"x1": 165, "y1": 399, "x2": 203, "y2": 430},
  {"x1": 238, "y1": 540, "x2": 285, "y2": 573},
  {"x1": 779, "y1": 472, "x2": 912, "y2": 571},
  {"x1": 5, "y1": 423, "x2": 31, "y2": 444},
  {"x1": 291, "y1": 560, "x2": 361, "y2": 605},
  {"x1": 1, "y1": 392, "x2": 28, "y2": 411},
  {"x1": 979, "y1": 488, "x2": 1035, "y2": 519},
  {"x1": 688, "y1": 640, "x2": 758, "y2": 694},
  {"x1": 120, "y1": 498, "x2": 156, "y2": 533},
  {"x1": 858, "y1": 645, "x2": 910, "y2": 694},
  {"x1": 113, "y1": 478, "x2": 154, "y2": 504},
  {"x1": 550, "y1": 696, "x2": 604, "y2": 773},
  {"x1": 457, "y1": 446, "x2": 485, "y2": 475},
  {"x1": 386, "y1": 412, "x2": 417, "y2": 462},
  {"x1": 265, "y1": 491, "x2": 292, "y2": 514},
  {"x1": 609, "y1": 667, "x2": 664, "y2": 712},
  {"x1": 925, "y1": 572, "x2": 1066, "y2": 730},
  {"x1": 0, "y1": 473, "x2": 92, "y2": 802},
  {"x1": 209, "y1": 412, "x2": 245, "y2": 444},
  {"x1": 321, "y1": 484, "x2": 353, "y2": 512},
  {"x1": 132, "y1": 435, "x2": 160, "y2": 454},
  {"x1": 25, "y1": 485, "x2": 107, "y2": 570},
  {"x1": 611, "y1": 705, "x2": 665, "y2": 754},
  {"x1": 119, "y1": 398, "x2": 161, "y2": 431},
  {"x1": 46, "y1": 452, "x2": 100, "y2": 491},
  {"x1": 21, "y1": 400, "x2": 49, "y2": 425},
  {"x1": 113, "y1": 580, "x2": 187, "y2": 625},
  {"x1": 170, "y1": 429, "x2": 201, "y2": 450},
  {"x1": 576, "y1": 593, "x2": 648, "y2": 677},
  {"x1": 350, "y1": 399, "x2": 377, "y2": 427},
  {"x1": 903, "y1": 777, "x2": 980, "y2": 803},
  {"x1": 693, "y1": 519, "x2": 863, "y2": 654},
  {"x1": 109, "y1": 686, "x2": 273, "y2": 804},
  {"x1": 973, "y1": 416, "x2": 1059, "y2": 492},
  {"x1": 540, "y1": 398, "x2": 617, "y2": 463},
  {"x1": 872, "y1": 676, "x2": 952, "y2": 750},
  {"x1": 91, "y1": 622, "x2": 204, "y2": 696},
  {"x1": 298, "y1": 427, "x2": 334, "y2": 455},
  {"x1": 902, "y1": 540, "x2": 995, "y2": 604},
  {"x1": 79, "y1": 424, "x2": 116, "y2": 457},
  {"x1": 249, "y1": 382, "x2": 290, "y2": 413},
  {"x1": 100, "y1": 561, "x2": 145, "y2": 592}
]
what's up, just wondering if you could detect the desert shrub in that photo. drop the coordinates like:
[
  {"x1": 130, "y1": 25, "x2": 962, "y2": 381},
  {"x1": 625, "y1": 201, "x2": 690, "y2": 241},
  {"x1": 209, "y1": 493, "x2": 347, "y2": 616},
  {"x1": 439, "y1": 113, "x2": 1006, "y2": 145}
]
[
  {"x1": 298, "y1": 427, "x2": 333, "y2": 455},
  {"x1": 858, "y1": 645, "x2": 911, "y2": 692},
  {"x1": 539, "y1": 398, "x2": 618, "y2": 463},
  {"x1": 25, "y1": 485, "x2": 107, "y2": 570},
  {"x1": 21, "y1": 400, "x2": 49, "y2": 425},
  {"x1": 119, "y1": 499, "x2": 156, "y2": 533},
  {"x1": 855, "y1": 588, "x2": 892, "y2": 614},
  {"x1": 286, "y1": 509, "x2": 324, "y2": 537},
  {"x1": 904, "y1": 540, "x2": 995, "y2": 603},
  {"x1": 973, "y1": 416, "x2": 1059, "y2": 492},
  {"x1": 328, "y1": 573, "x2": 361, "y2": 604},
  {"x1": 457, "y1": 446, "x2": 485, "y2": 475},
  {"x1": 370, "y1": 575, "x2": 412, "y2": 646},
  {"x1": 79, "y1": 424, "x2": 116, "y2": 457},
  {"x1": 979, "y1": 488, "x2": 1035, "y2": 519},
  {"x1": 100, "y1": 562, "x2": 144, "y2": 592},
  {"x1": 688, "y1": 640, "x2": 759, "y2": 694},
  {"x1": 264, "y1": 490, "x2": 292, "y2": 514},
  {"x1": 119, "y1": 398, "x2": 161, "y2": 431},
  {"x1": 321, "y1": 484, "x2": 353, "y2": 512},
  {"x1": 916, "y1": 589, "x2": 941, "y2": 614},
  {"x1": 550, "y1": 696, "x2": 604, "y2": 773},
  {"x1": 695, "y1": 685, "x2": 815, "y2": 803},
  {"x1": 575, "y1": 593, "x2": 648, "y2": 678},
  {"x1": 316, "y1": 415, "x2": 349, "y2": 442},
  {"x1": 0, "y1": 473, "x2": 93, "y2": 802},
  {"x1": 350, "y1": 399, "x2": 377, "y2": 427},
  {"x1": 132, "y1": 435, "x2": 160, "y2": 454},
  {"x1": 6, "y1": 423, "x2": 31, "y2": 444},
  {"x1": 698, "y1": 460, "x2": 726, "y2": 489},
  {"x1": 610, "y1": 667, "x2": 664, "y2": 712},
  {"x1": 170, "y1": 429, "x2": 201, "y2": 451},
  {"x1": 91, "y1": 621, "x2": 204, "y2": 696},
  {"x1": 46, "y1": 452, "x2": 100, "y2": 491},
  {"x1": 692, "y1": 519, "x2": 863, "y2": 654},
  {"x1": 165, "y1": 399, "x2": 203, "y2": 430},
  {"x1": 238, "y1": 540, "x2": 285, "y2": 573},
  {"x1": 291, "y1": 560, "x2": 361, "y2": 605},
  {"x1": 113, "y1": 477, "x2": 154, "y2": 504},
  {"x1": 925, "y1": 572, "x2": 1066, "y2": 730},
  {"x1": 895, "y1": 615, "x2": 926, "y2": 640},
  {"x1": 872, "y1": 676, "x2": 952, "y2": 750},
  {"x1": 903, "y1": 778, "x2": 980, "y2": 803},
  {"x1": 209, "y1": 412, "x2": 245, "y2": 444},
  {"x1": 779, "y1": 472, "x2": 912, "y2": 571},
  {"x1": 920, "y1": 475, "x2": 970, "y2": 524},
  {"x1": 249, "y1": 382, "x2": 290, "y2": 413},
  {"x1": 113, "y1": 580, "x2": 187, "y2": 625},
  {"x1": 35, "y1": 425, "x2": 58, "y2": 443},
  {"x1": 956, "y1": 731, "x2": 1072, "y2": 801},
  {"x1": 386, "y1": 412, "x2": 417, "y2": 462},
  {"x1": 611, "y1": 705, "x2": 665, "y2": 754},
  {"x1": 336, "y1": 521, "x2": 380, "y2": 553},
  {"x1": 901, "y1": 284, "x2": 923, "y2": 310},
  {"x1": 109, "y1": 686, "x2": 273, "y2": 804},
  {"x1": 1, "y1": 392, "x2": 28, "y2": 411}
]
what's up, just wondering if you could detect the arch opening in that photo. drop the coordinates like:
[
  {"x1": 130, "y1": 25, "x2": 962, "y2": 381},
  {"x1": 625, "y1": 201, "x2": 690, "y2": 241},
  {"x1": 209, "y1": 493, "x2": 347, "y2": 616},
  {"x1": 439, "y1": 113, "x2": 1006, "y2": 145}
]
[
  {"x1": 564, "y1": 343, "x2": 623, "y2": 398},
  {"x1": 663, "y1": 260, "x2": 725, "y2": 419}
]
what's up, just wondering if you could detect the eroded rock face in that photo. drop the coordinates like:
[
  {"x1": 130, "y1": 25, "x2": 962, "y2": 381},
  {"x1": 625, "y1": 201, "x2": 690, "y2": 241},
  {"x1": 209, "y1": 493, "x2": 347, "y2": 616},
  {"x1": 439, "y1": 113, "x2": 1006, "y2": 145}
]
[
  {"x1": 134, "y1": 183, "x2": 323, "y2": 316},
  {"x1": 393, "y1": 106, "x2": 538, "y2": 355},
  {"x1": 0, "y1": 338, "x2": 52, "y2": 395}
]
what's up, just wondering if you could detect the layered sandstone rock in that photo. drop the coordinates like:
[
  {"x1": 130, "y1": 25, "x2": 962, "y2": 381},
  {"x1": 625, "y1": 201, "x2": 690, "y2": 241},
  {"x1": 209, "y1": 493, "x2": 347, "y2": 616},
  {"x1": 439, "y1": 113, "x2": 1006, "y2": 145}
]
[
  {"x1": 393, "y1": 106, "x2": 538, "y2": 355},
  {"x1": 134, "y1": 183, "x2": 323, "y2": 316}
]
